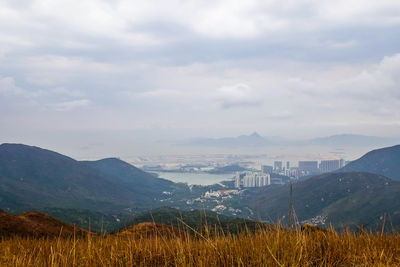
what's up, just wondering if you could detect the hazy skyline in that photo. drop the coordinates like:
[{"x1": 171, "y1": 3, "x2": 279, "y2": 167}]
[{"x1": 1, "y1": 0, "x2": 400, "y2": 157}]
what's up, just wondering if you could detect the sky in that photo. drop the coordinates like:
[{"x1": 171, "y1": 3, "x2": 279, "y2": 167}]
[{"x1": 1, "y1": 0, "x2": 400, "y2": 158}]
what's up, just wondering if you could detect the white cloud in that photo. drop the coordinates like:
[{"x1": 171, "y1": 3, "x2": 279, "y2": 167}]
[
  {"x1": 214, "y1": 83, "x2": 263, "y2": 109},
  {"x1": 281, "y1": 53, "x2": 400, "y2": 120},
  {"x1": 336, "y1": 53, "x2": 400, "y2": 99},
  {"x1": 1, "y1": 0, "x2": 399, "y2": 50}
]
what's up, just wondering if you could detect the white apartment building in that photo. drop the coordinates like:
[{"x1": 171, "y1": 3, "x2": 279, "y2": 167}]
[{"x1": 235, "y1": 171, "x2": 270, "y2": 188}]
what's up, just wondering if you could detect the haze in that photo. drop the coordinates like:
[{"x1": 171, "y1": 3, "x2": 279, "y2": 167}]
[{"x1": 1, "y1": 0, "x2": 400, "y2": 158}]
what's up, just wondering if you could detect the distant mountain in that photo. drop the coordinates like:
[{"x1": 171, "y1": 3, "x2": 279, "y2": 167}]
[
  {"x1": 337, "y1": 145, "x2": 400, "y2": 181},
  {"x1": 308, "y1": 134, "x2": 400, "y2": 147},
  {"x1": 181, "y1": 133, "x2": 400, "y2": 148},
  {"x1": 184, "y1": 132, "x2": 269, "y2": 147},
  {"x1": 0, "y1": 143, "x2": 178, "y2": 215},
  {"x1": 245, "y1": 172, "x2": 400, "y2": 230},
  {"x1": 0, "y1": 210, "x2": 87, "y2": 238}
]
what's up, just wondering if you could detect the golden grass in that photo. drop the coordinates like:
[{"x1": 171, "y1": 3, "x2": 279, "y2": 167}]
[{"x1": 1, "y1": 225, "x2": 400, "y2": 266}]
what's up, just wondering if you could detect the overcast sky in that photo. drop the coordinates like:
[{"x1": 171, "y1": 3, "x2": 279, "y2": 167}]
[{"x1": 1, "y1": 0, "x2": 400, "y2": 157}]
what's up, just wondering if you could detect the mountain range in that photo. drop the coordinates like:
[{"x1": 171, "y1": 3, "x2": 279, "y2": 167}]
[
  {"x1": 307, "y1": 134, "x2": 400, "y2": 147},
  {"x1": 184, "y1": 132, "x2": 269, "y2": 147},
  {"x1": 181, "y1": 133, "x2": 400, "y2": 148},
  {"x1": 1, "y1": 142, "x2": 400, "y2": 232}
]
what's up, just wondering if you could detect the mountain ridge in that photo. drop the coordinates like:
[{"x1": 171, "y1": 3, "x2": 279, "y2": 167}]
[
  {"x1": 182, "y1": 132, "x2": 270, "y2": 147},
  {"x1": 308, "y1": 134, "x2": 400, "y2": 147},
  {"x1": 179, "y1": 133, "x2": 400, "y2": 148},
  {"x1": 0, "y1": 143, "x2": 178, "y2": 215},
  {"x1": 337, "y1": 144, "x2": 400, "y2": 180}
]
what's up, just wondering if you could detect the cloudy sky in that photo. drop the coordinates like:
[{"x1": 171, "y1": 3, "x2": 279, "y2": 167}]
[{"x1": 1, "y1": 0, "x2": 400, "y2": 157}]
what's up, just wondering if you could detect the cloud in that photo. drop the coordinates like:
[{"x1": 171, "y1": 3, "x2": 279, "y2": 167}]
[
  {"x1": 1, "y1": 1, "x2": 400, "y2": 53},
  {"x1": 0, "y1": 76, "x2": 24, "y2": 95},
  {"x1": 50, "y1": 99, "x2": 91, "y2": 111},
  {"x1": 214, "y1": 84, "x2": 263, "y2": 109},
  {"x1": 332, "y1": 53, "x2": 400, "y2": 100},
  {"x1": 52, "y1": 87, "x2": 85, "y2": 98},
  {"x1": 0, "y1": 76, "x2": 43, "y2": 99},
  {"x1": 24, "y1": 55, "x2": 120, "y2": 86},
  {"x1": 137, "y1": 89, "x2": 184, "y2": 99},
  {"x1": 1, "y1": 0, "x2": 400, "y2": 154},
  {"x1": 282, "y1": 53, "x2": 400, "y2": 119}
]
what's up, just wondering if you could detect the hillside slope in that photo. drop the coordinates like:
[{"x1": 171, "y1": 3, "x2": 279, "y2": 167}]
[
  {"x1": 116, "y1": 222, "x2": 185, "y2": 238},
  {"x1": 81, "y1": 158, "x2": 173, "y2": 202},
  {"x1": 338, "y1": 145, "x2": 400, "y2": 180},
  {"x1": 245, "y1": 172, "x2": 400, "y2": 230},
  {"x1": 0, "y1": 210, "x2": 87, "y2": 238},
  {"x1": 0, "y1": 143, "x2": 178, "y2": 215}
]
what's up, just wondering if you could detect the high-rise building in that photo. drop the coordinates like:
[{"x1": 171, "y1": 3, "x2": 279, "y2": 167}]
[
  {"x1": 261, "y1": 165, "x2": 273, "y2": 174},
  {"x1": 319, "y1": 160, "x2": 340, "y2": 173},
  {"x1": 234, "y1": 172, "x2": 241, "y2": 188},
  {"x1": 289, "y1": 167, "x2": 300, "y2": 179},
  {"x1": 339, "y1": 159, "x2": 346, "y2": 168},
  {"x1": 241, "y1": 172, "x2": 271, "y2": 188},
  {"x1": 298, "y1": 161, "x2": 319, "y2": 173},
  {"x1": 286, "y1": 161, "x2": 290, "y2": 170},
  {"x1": 274, "y1": 161, "x2": 283, "y2": 172}
]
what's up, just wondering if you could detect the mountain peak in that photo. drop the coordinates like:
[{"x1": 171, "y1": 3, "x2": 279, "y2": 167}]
[{"x1": 249, "y1": 132, "x2": 261, "y2": 137}]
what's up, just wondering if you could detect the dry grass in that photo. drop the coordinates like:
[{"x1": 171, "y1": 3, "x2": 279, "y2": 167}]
[{"x1": 1, "y1": 224, "x2": 400, "y2": 266}]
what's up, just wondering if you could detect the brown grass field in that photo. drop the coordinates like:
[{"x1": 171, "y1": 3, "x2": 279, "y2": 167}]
[{"x1": 1, "y1": 223, "x2": 400, "y2": 266}]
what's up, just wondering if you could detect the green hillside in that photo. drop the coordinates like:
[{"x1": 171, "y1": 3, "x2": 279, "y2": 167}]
[
  {"x1": 81, "y1": 158, "x2": 174, "y2": 205},
  {"x1": 245, "y1": 172, "x2": 400, "y2": 230},
  {"x1": 338, "y1": 145, "x2": 400, "y2": 180},
  {"x1": 0, "y1": 144, "x2": 181, "y2": 215}
]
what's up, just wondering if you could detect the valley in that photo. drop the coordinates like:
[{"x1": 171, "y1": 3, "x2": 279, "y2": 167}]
[{"x1": 1, "y1": 143, "x2": 400, "y2": 233}]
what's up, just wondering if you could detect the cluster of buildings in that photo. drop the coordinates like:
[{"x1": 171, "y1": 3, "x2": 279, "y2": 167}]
[
  {"x1": 262, "y1": 159, "x2": 348, "y2": 178},
  {"x1": 204, "y1": 189, "x2": 241, "y2": 198},
  {"x1": 234, "y1": 171, "x2": 271, "y2": 188},
  {"x1": 296, "y1": 159, "x2": 347, "y2": 176},
  {"x1": 234, "y1": 158, "x2": 349, "y2": 189}
]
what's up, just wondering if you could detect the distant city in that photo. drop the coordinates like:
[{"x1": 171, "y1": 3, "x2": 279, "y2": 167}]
[
  {"x1": 234, "y1": 158, "x2": 348, "y2": 188},
  {"x1": 267, "y1": 158, "x2": 349, "y2": 179},
  {"x1": 135, "y1": 154, "x2": 350, "y2": 188}
]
